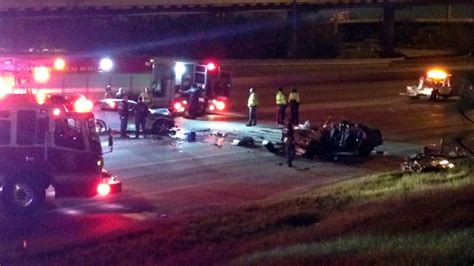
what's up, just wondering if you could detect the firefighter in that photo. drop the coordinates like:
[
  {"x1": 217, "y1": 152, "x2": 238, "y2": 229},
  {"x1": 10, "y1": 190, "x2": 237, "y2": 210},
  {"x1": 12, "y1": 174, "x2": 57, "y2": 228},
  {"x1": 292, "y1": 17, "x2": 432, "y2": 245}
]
[
  {"x1": 138, "y1": 87, "x2": 152, "y2": 106},
  {"x1": 288, "y1": 88, "x2": 300, "y2": 125},
  {"x1": 246, "y1": 87, "x2": 258, "y2": 126},
  {"x1": 276, "y1": 88, "x2": 287, "y2": 125},
  {"x1": 118, "y1": 95, "x2": 130, "y2": 138},
  {"x1": 133, "y1": 97, "x2": 150, "y2": 139},
  {"x1": 282, "y1": 121, "x2": 296, "y2": 167},
  {"x1": 186, "y1": 85, "x2": 203, "y2": 119}
]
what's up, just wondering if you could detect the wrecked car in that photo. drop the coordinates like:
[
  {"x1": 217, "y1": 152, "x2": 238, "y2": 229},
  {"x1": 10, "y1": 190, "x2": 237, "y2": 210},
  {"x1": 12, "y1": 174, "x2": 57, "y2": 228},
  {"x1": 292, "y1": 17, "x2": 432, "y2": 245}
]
[
  {"x1": 265, "y1": 120, "x2": 383, "y2": 159},
  {"x1": 401, "y1": 69, "x2": 454, "y2": 101}
]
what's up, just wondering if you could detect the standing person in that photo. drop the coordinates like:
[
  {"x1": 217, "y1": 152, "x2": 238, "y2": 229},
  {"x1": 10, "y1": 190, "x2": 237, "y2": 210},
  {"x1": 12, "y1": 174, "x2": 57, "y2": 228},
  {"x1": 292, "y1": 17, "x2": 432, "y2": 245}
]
[
  {"x1": 118, "y1": 95, "x2": 130, "y2": 138},
  {"x1": 133, "y1": 97, "x2": 150, "y2": 139},
  {"x1": 246, "y1": 87, "x2": 258, "y2": 126},
  {"x1": 115, "y1": 88, "x2": 125, "y2": 99},
  {"x1": 276, "y1": 88, "x2": 287, "y2": 125},
  {"x1": 288, "y1": 88, "x2": 300, "y2": 125},
  {"x1": 283, "y1": 121, "x2": 296, "y2": 167},
  {"x1": 104, "y1": 85, "x2": 114, "y2": 99}
]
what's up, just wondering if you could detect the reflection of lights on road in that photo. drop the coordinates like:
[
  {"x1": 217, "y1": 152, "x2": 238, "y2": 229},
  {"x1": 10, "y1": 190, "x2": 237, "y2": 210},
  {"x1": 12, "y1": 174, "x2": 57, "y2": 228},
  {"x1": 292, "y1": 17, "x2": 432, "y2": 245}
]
[{"x1": 62, "y1": 209, "x2": 82, "y2": 215}]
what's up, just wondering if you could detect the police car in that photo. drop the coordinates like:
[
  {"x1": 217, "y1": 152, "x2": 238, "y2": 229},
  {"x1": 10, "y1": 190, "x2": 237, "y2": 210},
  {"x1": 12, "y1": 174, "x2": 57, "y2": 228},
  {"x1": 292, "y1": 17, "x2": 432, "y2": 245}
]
[{"x1": 94, "y1": 98, "x2": 175, "y2": 136}]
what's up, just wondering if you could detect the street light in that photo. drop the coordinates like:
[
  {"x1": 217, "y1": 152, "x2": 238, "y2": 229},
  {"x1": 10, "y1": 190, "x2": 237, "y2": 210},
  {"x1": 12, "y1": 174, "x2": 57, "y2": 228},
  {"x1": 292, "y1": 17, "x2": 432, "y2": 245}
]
[{"x1": 99, "y1": 58, "x2": 113, "y2": 72}]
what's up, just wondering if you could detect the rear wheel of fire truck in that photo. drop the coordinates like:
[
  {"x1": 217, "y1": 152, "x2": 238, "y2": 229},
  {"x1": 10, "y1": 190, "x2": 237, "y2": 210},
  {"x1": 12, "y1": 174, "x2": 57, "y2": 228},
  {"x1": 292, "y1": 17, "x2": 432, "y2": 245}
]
[
  {"x1": 95, "y1": 120, "x2": 108, "y2": 134},
  {"x1": 2, "y1": 174, "x2": 46, "y2": 215},
  {"x1": 152, "y1": 120, "x2": 172, "y2": 136},
  {"x1": 358, "y1": 142, "x2": 374, "y2": 157}
]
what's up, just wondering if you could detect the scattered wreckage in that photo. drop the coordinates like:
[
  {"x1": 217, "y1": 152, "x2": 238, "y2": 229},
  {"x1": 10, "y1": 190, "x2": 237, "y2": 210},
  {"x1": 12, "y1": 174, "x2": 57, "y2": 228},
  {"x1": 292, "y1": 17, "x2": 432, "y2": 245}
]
[
  {"x1": 401, "y1": 68, "x2": 454, "y2": 101},
  {"x1": 401, "y1": 140, "x2": 465, "y2": 173},
  {"x1": 264, "y1": 119, "x2": 383, "y2": 160}
]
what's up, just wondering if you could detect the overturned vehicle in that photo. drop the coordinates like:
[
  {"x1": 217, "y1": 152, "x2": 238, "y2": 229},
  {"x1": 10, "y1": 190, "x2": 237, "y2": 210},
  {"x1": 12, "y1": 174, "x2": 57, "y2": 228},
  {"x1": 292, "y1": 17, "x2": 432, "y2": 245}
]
[
  {"x1": 265, "y1": 120, "x2": 383, "y2": 159},
  {"x1": 401, "y1": 69, "x2": 454, "y2": 101}
]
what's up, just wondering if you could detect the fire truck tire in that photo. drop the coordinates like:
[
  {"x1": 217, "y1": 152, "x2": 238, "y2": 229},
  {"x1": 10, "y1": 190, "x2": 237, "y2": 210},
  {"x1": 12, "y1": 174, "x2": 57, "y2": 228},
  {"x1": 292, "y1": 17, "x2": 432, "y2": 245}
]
[
  {"x1": 152, "y1": 120, "x2": 172, "y2": 136},
  {"x1": 95, "y1": 120, "x2": 108, "y2": 134},
  {"x1": 2, "y1": 174, "x2": 46, "y2": 215}
]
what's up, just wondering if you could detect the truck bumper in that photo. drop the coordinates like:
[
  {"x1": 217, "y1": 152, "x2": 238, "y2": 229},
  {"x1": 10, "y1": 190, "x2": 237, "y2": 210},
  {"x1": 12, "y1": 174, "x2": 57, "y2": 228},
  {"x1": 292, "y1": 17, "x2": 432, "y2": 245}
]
[{"x1": 54, "y1": 170, "x2": 122, "y2": 198}]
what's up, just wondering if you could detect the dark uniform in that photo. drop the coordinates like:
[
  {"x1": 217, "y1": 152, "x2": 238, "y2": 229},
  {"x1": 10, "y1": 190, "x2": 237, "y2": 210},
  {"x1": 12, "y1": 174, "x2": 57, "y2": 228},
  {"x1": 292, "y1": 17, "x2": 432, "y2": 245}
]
[
  {"x1": 118, "y1": 97, "x2": 130, "y2": 138},
  {"x1": 288, "y1": 89, "x2": 300, "y2": 125},
  {"x1": 282, "y1": 122, "x2": 296, "y2": 167},
  {"x1": 134, "y1": 99, "x2": 150, "y2": 138}
]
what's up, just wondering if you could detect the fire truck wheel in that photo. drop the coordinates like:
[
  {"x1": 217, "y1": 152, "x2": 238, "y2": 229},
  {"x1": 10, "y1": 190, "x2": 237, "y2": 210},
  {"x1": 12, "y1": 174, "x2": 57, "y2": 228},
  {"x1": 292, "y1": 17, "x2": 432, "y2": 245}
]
[
  {"x1": 95, "y1": 120, "x2": 108, "y2": 134},
  {"x1": 2, "y1": 175, "x2": 46, "y2": 214},
  {"x1": 152, "y1": 120, "x2": 172, "y2": 136}
]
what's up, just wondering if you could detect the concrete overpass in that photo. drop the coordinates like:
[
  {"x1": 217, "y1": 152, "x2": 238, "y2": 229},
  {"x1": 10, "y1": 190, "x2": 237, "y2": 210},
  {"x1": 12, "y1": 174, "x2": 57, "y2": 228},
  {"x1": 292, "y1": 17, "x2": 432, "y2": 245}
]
[
  {"x1": 0, "y1": 1, "x2": 472, "y2": 14},
  {"x1": 0, "y1": 0, "x2": 472, "y2": 57}
]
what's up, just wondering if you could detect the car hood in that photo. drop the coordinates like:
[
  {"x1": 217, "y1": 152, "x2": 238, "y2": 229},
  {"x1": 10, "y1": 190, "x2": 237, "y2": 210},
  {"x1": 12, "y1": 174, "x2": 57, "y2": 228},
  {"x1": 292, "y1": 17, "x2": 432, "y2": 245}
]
[{"x1": 149, "y1": 108, "x2": 172, "y2": 117}]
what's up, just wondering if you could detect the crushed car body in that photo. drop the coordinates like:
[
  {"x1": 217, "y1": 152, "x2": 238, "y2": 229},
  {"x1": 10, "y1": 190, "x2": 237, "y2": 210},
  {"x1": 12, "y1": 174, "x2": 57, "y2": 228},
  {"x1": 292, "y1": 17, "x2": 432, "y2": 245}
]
[{"x1": 265, "y1": 119, "x2": 383, "y2": 159}]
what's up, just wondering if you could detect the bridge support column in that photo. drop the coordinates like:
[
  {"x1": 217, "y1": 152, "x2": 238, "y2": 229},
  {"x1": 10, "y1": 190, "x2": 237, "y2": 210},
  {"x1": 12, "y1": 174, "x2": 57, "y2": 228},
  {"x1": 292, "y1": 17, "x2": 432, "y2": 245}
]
[
  {"x1": 287, "y1": 1, "x2": 298, "y2": 58},
  {"x1": 381, "y1": 4, "x2": 395, "y2": 57}
]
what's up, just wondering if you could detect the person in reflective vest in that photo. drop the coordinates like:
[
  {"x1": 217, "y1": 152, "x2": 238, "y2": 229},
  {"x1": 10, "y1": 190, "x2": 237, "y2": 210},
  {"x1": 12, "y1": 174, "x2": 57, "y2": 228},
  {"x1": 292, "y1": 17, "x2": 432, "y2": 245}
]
[
  {"x1": 246, "y1": 87, "x2": 258, "y2": 126},
  {"x1": 276, "y1": 88, "x2": 287, "y2": 125},
  {"x1": 288, "y1": 88, "x2": 300, "y2": 125}
]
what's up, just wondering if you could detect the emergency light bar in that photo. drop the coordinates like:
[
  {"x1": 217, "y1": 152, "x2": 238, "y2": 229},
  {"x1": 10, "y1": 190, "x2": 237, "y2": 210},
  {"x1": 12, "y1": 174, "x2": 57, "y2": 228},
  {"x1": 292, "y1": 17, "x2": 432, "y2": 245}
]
[{"x1": 427, "y1": 69, "x2": 448, "y2": 80}]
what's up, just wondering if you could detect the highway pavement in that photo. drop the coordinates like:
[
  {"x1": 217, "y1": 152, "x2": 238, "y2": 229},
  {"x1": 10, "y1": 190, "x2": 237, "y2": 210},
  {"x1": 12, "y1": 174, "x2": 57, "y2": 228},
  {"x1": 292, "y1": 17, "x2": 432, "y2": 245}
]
[{"x1": 1, "y1": 62, "x2": 474, "y2": 260}]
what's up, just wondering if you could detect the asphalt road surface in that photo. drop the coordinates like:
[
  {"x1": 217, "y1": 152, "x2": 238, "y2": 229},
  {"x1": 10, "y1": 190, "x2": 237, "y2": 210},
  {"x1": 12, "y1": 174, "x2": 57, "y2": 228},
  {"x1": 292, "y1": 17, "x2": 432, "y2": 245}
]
[{"x1": 1, "y1": 61, "x2": 474, "y2": 259}]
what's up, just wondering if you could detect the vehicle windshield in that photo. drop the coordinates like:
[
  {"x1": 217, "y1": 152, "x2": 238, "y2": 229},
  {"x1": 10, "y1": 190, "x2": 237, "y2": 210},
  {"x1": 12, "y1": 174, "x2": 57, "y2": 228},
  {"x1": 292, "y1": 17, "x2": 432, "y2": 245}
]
[
  {"x1": 54, "y1": 118, "x2": 85, "y2": 150},
  {"x1": 54, "y1": 117, "x2": 101, "y2": 152}
]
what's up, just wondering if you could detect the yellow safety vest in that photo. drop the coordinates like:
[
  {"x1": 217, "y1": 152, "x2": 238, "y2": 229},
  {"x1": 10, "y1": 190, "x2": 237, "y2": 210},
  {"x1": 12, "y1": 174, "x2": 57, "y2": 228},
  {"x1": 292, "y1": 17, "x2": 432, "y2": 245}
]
[
  {"x1": 288, "y1": 92, "x2": 300, "y2": 103},
  {"x1": 276, "y1": 91, "x2": 286, "y2": 105},
  {"x1": 248, "y1": 92, "x2": 258, "y2": 107}
]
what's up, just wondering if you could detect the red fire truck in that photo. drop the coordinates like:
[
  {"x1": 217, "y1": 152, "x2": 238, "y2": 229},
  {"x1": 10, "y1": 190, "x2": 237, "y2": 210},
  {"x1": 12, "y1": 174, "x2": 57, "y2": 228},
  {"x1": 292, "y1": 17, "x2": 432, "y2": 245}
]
[{"x1": 0, "y1": 60, "x2": 121, "y2": 214}]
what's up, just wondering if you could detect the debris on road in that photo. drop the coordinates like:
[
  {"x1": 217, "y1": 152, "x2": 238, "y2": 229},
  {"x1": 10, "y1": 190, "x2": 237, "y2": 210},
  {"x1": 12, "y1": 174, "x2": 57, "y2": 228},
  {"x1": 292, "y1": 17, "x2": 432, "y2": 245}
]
[
  {"x1": 401, "y1": 141, "x2": 465, "y2": 173},
  {"x1": 231, "y1": 137, "x2": 255, "y2": 148}
]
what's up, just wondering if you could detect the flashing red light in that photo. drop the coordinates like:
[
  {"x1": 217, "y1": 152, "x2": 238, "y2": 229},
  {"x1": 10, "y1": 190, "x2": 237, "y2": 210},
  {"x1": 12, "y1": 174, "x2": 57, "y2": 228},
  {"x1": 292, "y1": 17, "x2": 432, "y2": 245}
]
[
  {"x1": 97, "y1": 183, "x2": 111, "y2": 196},
  {"x1": 54, "y1": 58, "x2": 66, "y2": 71},
  {"x1": 74, "y1": 97, "x2": 94, "y2": 113},
  {"x1": 174, "y1": 102, "x2": 183, "y2": 110},
  {"x1": 33, "y1": 67, "x2": 50, "y2": 84},
  {"x1": 53, "y1": 108, "x2": 61, "y2": 116},
  {"x1": 206, "y1": 62, "x2": 217, "y2": 71},
  {"x1": 215, "y1": 101, "x2": 226, "y2": 111}
]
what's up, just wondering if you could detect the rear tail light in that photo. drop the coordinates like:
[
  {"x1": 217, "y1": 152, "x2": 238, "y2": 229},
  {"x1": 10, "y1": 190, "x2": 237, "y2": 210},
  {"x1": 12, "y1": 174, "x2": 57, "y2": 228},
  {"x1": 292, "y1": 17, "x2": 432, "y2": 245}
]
[
  {"x1": 97, "y1": 183, "x2": 111, "y2": 196},
  {"x1": 215, "y1": 101, "x2": 226, "y2": 111},
  {"x1": 174, "y1": 102, "x2": 183, "y2": 110}
]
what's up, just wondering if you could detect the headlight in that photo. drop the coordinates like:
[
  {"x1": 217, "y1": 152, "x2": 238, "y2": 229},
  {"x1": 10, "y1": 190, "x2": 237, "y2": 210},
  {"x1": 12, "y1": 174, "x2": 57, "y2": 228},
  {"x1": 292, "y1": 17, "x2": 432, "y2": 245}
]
[{"x1": 439, "y1": 159, "x2": 449, "y2": 166}]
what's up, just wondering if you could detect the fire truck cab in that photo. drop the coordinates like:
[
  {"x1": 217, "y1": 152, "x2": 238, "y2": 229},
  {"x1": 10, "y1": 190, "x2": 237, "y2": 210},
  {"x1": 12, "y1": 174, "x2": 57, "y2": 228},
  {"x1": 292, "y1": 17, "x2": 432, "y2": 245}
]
[
  {"x1": 150, "y1": 58, "x2": 232, "y2": 116},
  {"x1": 0, "y1": 93, "x2": 121, "y2": 214}
]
